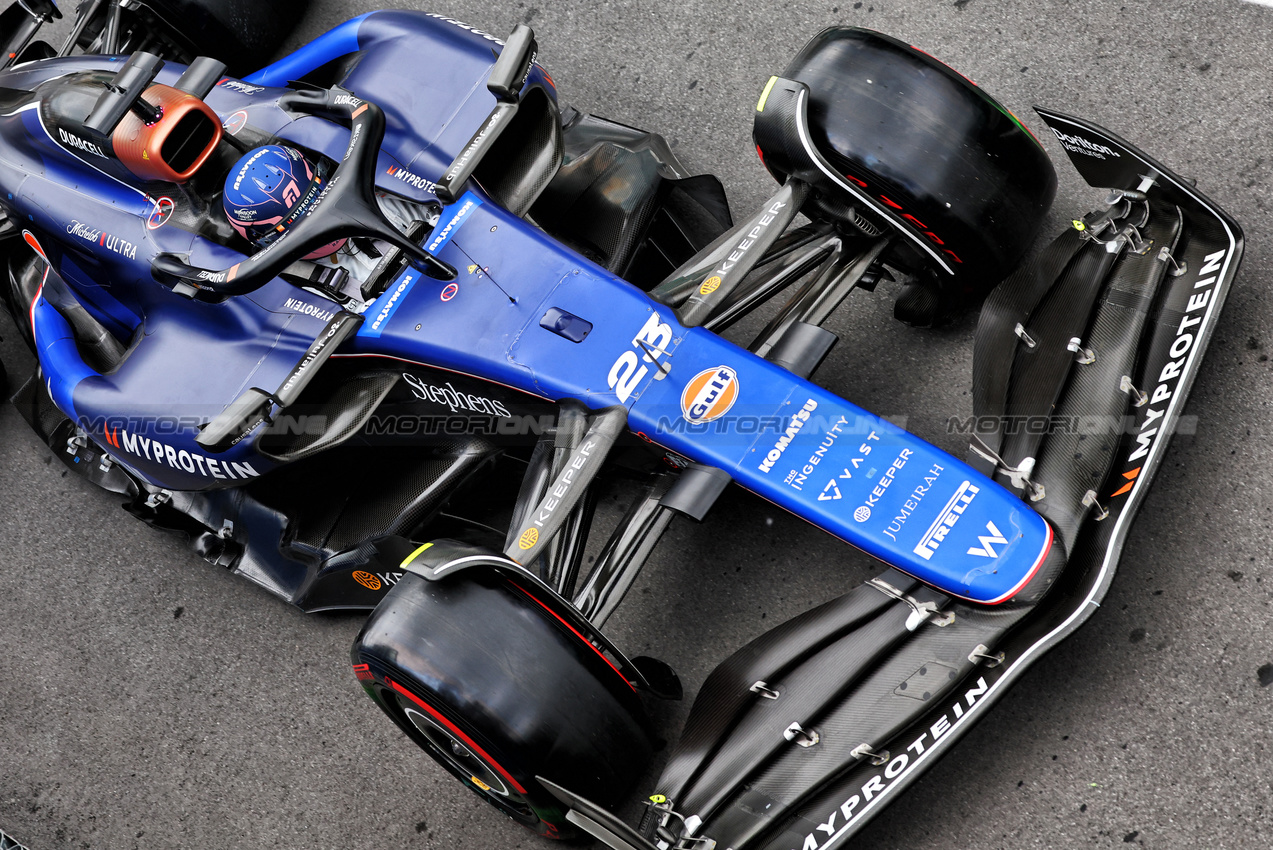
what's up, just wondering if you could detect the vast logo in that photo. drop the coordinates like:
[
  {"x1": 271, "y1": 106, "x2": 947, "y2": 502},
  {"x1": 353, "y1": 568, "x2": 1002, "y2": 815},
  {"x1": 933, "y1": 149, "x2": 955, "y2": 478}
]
[
  {"x1": 680, "y1": 366, "x2": 739, "y2": 423},
  {"x1": 913, "y1": 480, "x2": 978, "y2": 561}
]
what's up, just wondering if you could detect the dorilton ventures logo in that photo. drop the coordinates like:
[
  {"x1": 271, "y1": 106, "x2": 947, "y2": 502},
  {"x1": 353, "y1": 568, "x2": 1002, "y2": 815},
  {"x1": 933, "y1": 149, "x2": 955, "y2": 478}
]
[{"x1": 1050, "y1": 127, "x2": 1120, "y2": 159}]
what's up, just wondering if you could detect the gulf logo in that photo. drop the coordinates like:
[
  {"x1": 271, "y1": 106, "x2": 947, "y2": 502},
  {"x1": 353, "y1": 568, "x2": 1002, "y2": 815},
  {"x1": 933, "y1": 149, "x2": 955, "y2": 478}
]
[{"x1": 680, "y1": 366, "x2": 739, "y2": 423}]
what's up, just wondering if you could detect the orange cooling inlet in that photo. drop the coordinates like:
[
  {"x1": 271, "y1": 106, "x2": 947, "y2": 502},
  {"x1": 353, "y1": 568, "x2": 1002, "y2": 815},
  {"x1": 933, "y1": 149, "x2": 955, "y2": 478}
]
[{"x1": 112, "y1": 84, "x2": 223, "y2": 183}]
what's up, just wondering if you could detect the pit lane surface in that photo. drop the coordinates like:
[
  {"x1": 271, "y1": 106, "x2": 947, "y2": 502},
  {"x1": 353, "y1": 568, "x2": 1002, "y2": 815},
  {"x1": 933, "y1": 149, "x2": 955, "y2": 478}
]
[{"x1": 2, "y1": 1, "x2": 1272, "y2": 847}]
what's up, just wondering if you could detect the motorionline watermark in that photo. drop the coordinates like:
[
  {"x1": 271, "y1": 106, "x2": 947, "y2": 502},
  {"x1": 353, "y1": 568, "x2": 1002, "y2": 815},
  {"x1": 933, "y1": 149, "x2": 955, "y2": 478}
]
[
  {"x1": 75, "y1": 411, "x2": 1200, "y2": 443},
  {"x1": 944, "y1": 413, "x2": 1200, "y2": 437},
  {"x1": 649, "y1": 413, "x2": 1200, "y2": 438}
]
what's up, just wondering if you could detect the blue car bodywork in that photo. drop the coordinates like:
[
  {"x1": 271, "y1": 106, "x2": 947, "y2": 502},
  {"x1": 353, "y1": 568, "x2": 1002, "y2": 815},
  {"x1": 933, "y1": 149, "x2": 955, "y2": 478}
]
[{"x1": 1, "y1": 10, "x2": 1051, "y2": 605}]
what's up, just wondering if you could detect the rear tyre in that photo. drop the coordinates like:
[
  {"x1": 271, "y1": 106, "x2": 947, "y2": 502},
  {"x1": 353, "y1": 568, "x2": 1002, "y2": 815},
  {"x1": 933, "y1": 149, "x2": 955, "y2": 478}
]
[
  {"x1": 352, "y1": 567, "x2": 652, "y2": 839},
  {"x1": 775, "y1": 28, "x2": 1058, "y2": 324}
]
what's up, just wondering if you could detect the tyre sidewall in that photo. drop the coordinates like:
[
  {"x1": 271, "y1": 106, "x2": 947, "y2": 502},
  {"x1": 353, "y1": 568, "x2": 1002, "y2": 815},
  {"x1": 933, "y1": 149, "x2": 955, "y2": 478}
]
[{"x1": 352, "y1": 570, "x2": 653, "y2": 838}]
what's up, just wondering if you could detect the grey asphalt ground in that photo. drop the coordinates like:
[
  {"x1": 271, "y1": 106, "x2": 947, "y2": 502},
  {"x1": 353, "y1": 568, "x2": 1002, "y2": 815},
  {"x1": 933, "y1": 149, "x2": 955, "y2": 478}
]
[{"x1": 2, "y1": 0, "x2": 1272, "y2": 848}]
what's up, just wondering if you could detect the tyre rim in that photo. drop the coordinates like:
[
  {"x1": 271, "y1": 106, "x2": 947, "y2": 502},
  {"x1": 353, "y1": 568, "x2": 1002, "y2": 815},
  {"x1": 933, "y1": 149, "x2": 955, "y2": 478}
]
[{"x1": 396, "y1": 698, "x2": 530, "y2": 812}]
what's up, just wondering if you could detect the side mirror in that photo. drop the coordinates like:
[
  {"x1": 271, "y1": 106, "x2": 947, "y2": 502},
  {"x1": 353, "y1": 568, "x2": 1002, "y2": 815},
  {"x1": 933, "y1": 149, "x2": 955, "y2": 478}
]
[
  {"x1": 84, "y1": 51, "x2": 165, "y2": 134},
  {"x1": 174, "y1": 56, "x2": 227, "y2": 99},
  {"x1": 196, "y1": 387, "x2": 274, "y2": 452},
  {"x1": 486, "y1": 24, "x2": 536, "y2": 103}
]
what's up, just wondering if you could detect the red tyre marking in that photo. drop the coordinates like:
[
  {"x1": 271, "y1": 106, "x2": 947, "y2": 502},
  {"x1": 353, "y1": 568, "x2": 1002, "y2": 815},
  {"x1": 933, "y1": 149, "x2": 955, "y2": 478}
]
[
  {"x1": 385, "y1": 677, "x2": 529, "y2": 794},
  {"x1": 509, "y1": 581, "x2": 636, "y2": 693},
  {"x1": 878, "y1": 195, "x2": 903, "y2": 210}
]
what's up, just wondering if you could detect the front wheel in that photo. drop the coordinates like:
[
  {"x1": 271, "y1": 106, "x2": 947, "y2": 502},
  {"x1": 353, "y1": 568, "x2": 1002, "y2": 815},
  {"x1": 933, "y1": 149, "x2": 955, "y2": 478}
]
[
  {"x1": 351, "y1": 565, "x2": 653, "y2": 838},
  {"x1": 769, "y1": 27, "x2": 1058, "y2": 324}
]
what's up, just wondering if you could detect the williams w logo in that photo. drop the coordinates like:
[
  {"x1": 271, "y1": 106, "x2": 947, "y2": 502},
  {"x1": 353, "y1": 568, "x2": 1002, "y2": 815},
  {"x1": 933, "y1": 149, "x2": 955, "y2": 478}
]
[{"x1": 967, "y1": 521, "x2": 1009, "y2": 558}]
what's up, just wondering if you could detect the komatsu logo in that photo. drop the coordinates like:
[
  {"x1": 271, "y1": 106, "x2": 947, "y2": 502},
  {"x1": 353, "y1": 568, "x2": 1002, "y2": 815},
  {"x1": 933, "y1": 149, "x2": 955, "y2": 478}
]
[
  {"x1": 758, "y1": 399, "x2": 818, "y2": 473},
  {"x1": 913, "y1": 480, "x2": 978, "y2": 561},
  {"x1": 427, "y1": 198, "x2": 478, "y2": 252},
  {"x1": 370, "y1": 275, "x2": 414, "y2": 332},
  {"x1": 966, "y1": 520, "x2": 1008, "y2": 558},
  {"x1": 232, "y1": 147, "x2": 271, "y2": 190},
  {"x1": 1050, "y1": 128, "x2": 1120, "y2": 159}
]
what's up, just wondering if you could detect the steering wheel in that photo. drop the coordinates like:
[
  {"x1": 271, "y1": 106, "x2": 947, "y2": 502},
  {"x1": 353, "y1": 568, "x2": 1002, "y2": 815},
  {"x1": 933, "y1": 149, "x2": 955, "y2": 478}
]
[{"x1": 151, "y1": 88, "x2": 456, "y2": 297}]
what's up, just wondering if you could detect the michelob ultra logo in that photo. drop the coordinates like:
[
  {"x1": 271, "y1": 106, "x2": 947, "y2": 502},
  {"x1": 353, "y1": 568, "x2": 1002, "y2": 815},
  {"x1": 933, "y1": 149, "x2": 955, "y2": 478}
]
[{"x1": 680, "y1": 366, "x2": 739, "y2": 423}]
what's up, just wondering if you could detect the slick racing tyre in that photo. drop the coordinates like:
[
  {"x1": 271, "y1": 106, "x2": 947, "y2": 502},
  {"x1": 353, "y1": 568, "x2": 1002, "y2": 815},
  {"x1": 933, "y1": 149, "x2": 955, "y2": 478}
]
[
  {"x1": 352, "y1": 567, "x2": 653, "y2": 839},
  {"x1": 776, "y1": 28, "x2": 1058, "y2": 324}
]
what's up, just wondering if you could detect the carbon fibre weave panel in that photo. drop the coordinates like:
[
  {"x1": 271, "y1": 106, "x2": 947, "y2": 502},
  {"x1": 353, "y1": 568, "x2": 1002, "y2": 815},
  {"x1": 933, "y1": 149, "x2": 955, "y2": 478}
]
[
  {"x1": 1032, "y1": 205, "x2": 1183, "y2": 550},
  {"x1": 968, "y1": 226, "x2": 1087, "y2": 475}
]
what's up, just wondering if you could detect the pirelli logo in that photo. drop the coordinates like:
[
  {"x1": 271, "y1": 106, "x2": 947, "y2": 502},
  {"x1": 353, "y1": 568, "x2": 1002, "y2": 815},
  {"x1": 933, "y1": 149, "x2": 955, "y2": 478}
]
[{"x1": 913, "y1": 481, "x2": 978, "y2": 561}]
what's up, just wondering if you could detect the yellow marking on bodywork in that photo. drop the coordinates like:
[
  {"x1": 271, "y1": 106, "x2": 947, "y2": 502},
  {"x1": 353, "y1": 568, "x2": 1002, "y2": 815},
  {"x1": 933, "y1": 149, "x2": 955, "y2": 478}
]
[
  {"x1": 400, "y1": 542, "x2": 434, "y2": 568},
  {"x1": 756, "y1": 76, "x2": 778, "y2": 112}
]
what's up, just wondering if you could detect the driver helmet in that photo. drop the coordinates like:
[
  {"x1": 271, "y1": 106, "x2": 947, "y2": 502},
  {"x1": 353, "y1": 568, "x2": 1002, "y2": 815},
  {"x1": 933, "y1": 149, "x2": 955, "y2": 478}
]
[{"x1": 222, "y1": 144, "x2": 344, "y2": 259}]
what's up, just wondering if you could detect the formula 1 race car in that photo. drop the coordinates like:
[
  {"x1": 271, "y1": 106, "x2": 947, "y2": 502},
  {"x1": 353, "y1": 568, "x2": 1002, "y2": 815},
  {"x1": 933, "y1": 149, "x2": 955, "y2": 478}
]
[{"x1": 0, "y1": 5, "x2": 1243, "y2": 849}]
